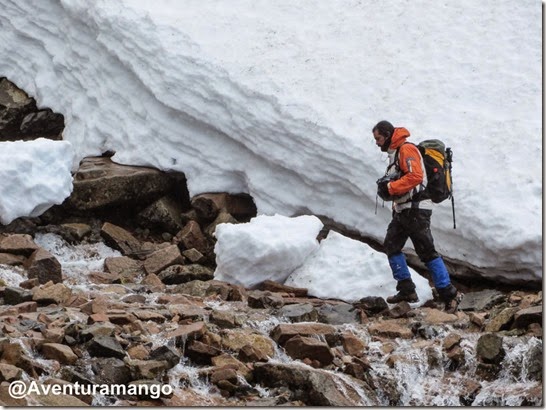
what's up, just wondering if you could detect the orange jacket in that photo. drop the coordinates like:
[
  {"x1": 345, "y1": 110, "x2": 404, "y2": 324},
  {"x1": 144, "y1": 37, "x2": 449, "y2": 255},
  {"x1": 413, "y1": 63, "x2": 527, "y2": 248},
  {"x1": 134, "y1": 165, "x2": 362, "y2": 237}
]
[{"x1": 387, "y1": 128, "x2": 425, "y2": 196}]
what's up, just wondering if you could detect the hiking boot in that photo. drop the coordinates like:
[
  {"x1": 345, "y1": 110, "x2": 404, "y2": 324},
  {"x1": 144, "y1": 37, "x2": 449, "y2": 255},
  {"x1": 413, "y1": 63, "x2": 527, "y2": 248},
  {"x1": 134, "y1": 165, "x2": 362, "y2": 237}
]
[
  {"x1": 386, "y1": 291, "x2": 419, "y2": 304},
  {"x1": 444, "y1": 292, "x2": 464, "y2": 314},
  {"x1": 387, "y1": 278, "x2": 418, "y2": 303}
]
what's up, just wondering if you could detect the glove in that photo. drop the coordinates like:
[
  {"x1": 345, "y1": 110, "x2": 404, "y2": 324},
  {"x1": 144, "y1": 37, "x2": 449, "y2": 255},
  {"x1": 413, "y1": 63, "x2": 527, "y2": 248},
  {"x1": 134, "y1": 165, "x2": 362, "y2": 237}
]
[{"x1": 377, "y1": 180, "x2": 392, "y2": 201}]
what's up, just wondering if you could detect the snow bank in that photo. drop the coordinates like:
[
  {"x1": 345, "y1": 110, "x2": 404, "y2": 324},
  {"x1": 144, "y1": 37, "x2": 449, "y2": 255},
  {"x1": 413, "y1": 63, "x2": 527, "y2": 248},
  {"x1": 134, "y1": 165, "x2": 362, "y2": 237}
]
[
  {"x1": 285, "y1": 231, "x2": 433, "y2": 305},
  {"x1": 214, "y1": 214, "x2": 323, "y2": 288},
  {"x1": 0, "y1": 0, "x2": 541, "y2": 281},
  {"x1": 0, "y1": 139, "x2": 74, "y2": 224}
]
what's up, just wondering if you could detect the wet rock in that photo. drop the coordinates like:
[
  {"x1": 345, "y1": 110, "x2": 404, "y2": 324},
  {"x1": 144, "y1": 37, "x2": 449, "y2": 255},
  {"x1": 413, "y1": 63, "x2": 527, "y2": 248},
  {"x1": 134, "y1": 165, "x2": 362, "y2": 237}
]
[
  {"x1": 368, "y1": 320, "x2": 413, "y2": 339},
  {"x1": 211, "y1": 354, "x2": 251, "y2": 380},
  {"x1": 41, "y1": 343, "x2": 78, "y2": 365},
  {"x1": 210, "y1": 310, "x2": 239, "y2": 329},
  {"x1": 137, "y1": 195, "x2": 184, "y2": 234},
  {"x1": 100, "y1": 222, "x2": 142, "y2": 257},
  {"x1": 238, "y1": 344, "x2": 269, "y2": 363},
  {"x1": 121, "y1": 294, "x2": 147, "y2": 304},
  {"x1": 248, "y1": 290, "x2": 285, "y2": 309},
  {"x1": 0, "y1": 233, "x2": 39, "y2": 255},
  {"x1": 66, "y1": 157, "x2": 173, "y2": 211},
  {"x1": 341, "y1": 333, "x2": 366, "y2": 356},
  {"x1": 166, "y1": 321, "x2": 207, "y2": 346},
  {"x1": 149, "y1": 345, "x2": 181, "y2": 369},
  {"x1": 128, "y1": 345, "x2": 150, "y2": 360},
  {"x1": 125, "y1": 359, "x2": 169, "y2": 380},
  {"x1": 26, "y1": 248, "x2": 63, "y2": 284},
  {"x1": 41, "y1": 327, "x2": 65, "y2": 344},
  {"x1": 88, "y1": 336, "x2": 126, "y2": 359},
  {"x1": 512, "y1": 305, "x2": 542, "y2": 329},
  {"x1": 271, "y1": 323, "x2": 337, "y2": 346},
  {"x1": 58, "y1": 223, "x2": 92, "y2": 241},
  {"x1": 140, "y1": 273, "x2": 166, "y2": 292},
  {"x1": 280, "y1": 303, "x2": 318, "y2": 322},
  {"x1": 484, "y1": 307, "x2": 518, "y2": 332},
  {"x1": 33, "y1": 283, "x2": 72, "y2": 305},
  {"x1": 158, "y1": 264, "x2": 214, "y2": 284},
  {"x1": 131, "y1": 309, "x2": 167, "y2": 323},
  {"x1": 0, "y1": 253, "x2": 25, "y2": 266},
  {"x1": 317, "y1": 303, "x2": 359, "y2": 325},
  {"x1": 476, "y1": 333, "x2": 505, "y2": 364},
  {"x1": 221, "y1": 329, "x2": 275, "y2": 358},
  {"x1": 284, "y1": 335, "x2": 334, "y2": 366},
  {"x1": 253, "y1": 362, "x2": 377, "y2": 406},
  {"x1": 91, "y1": 357, "x2": 132, "y2": 385},
  {"x1": 443, "y1": 333, "x2": 462, "y2": 350},
  {"x1": 459, "y1": 290, "x2": 505, "y2": 311},
  {"x1": 3, "y1": 287, "x2": 33, "y2": 305},
  {"x1": 0, "y1": 363, "x2": 23, "y2": 382},
  {"x1": 186, "y1": 340, "x2": 222, "y2": 365},
  {"x1": 353, "y1": 296, "x2": 389, "y2": 315},
  {"x1": 144, "y1": 245, "x2": 184, "y2": 275}
]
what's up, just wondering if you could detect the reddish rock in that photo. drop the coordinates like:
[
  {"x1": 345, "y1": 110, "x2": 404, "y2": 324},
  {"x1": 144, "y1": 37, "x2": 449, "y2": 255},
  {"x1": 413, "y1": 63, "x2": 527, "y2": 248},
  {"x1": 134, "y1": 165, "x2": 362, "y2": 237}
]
[
  {"x1": 41, "y1": 343, "x2": 78, "y2": 365},
  {"x1": 174, "y1": 221, "x2": 208, "y2": 254},
  {"x1": 25, "y1": 248, "x2": 62, "y2": 284},
  {"x1": 0, "y1": 233, "x2": 39, "y2": 256},
  {"x1": 144, "y1": 245, "x2": 184, "y2": 275},
  {"x1": 100, "y1": 222, "x2": 142, "y2": 257},
  {"x1": 284, "y1": 335, "x2": 334, "y2": 366},
  {"x1": 270, "y1": 323, "x2": 336, "y2": 346}
]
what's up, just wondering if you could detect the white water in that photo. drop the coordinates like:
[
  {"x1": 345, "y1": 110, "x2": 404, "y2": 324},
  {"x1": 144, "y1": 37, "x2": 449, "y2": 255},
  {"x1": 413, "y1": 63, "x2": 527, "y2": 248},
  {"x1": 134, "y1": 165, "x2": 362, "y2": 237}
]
[{"x1": 1, "y1": 236, "x2": 540, "y2": 405}]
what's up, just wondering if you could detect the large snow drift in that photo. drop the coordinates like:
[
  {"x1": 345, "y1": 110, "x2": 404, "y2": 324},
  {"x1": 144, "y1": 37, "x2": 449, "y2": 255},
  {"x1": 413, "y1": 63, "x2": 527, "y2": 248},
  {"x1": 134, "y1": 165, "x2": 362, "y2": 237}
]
[{"x1": 0, "y1": 0, "x2": 541, "y2": 283}]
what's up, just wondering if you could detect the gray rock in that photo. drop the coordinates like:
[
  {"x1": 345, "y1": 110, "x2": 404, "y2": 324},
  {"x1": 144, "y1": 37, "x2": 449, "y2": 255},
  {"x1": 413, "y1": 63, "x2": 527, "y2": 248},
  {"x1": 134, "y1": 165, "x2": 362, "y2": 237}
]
[
  {"x1": 66, "y1": 157, "x2": 173, "y2": 211},
  {"x1": 3, "y1": 287, "x2": 33, "y2": 305},
  {"x1": 88, "y1": 336, "x2": 126, "y2": 359},
  {"x1": 317, "y1": 303, "x2": 359, "y2": 325},
  {"x1": 459, "y1": 290, "x2": 506, "y2": 311},
  {"x1": 19, "y1": 109, "x2": 64, "y2": 140},
  {"x1": 91, "y1": 358, "x2": 132, "y2": 385},
  {"x1": 476, "y1": 333, "x2": 505, "y2": 364},
  {"x1": 137, "y1": 195, "x2": 184, "y2": 234},
  {"x1": 25, "y1": 248, "x2": 63, "y2": 284},
  {"x1": 280, "y1": 303, "x2": 318, "y2": 323},
  {"x1": 149, "y1": 345, "x2": 181, "y2": 369},
  {"x1": 0, "y1": 78, "x2": 37, "y2": 140}
]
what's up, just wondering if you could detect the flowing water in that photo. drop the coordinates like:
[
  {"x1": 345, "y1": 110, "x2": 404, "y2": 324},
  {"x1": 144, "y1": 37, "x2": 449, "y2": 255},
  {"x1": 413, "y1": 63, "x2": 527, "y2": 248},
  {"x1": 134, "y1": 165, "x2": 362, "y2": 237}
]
[{"x1": 1, "y1": 233, "x2": 541, "y2": 406}]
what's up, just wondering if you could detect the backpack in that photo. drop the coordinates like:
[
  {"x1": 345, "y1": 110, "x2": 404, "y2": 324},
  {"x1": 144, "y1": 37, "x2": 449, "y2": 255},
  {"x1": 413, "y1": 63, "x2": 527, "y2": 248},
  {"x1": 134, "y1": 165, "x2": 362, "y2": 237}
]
[
  {"x1": 415, "y1": 139, "x2": 453, "y2": 203},
  {"x1": 393, "y1": 139, "x2": 452, "y2": 203},
  {"x1": 394, "y1": 139, "x2": 457, "y2": 228}
]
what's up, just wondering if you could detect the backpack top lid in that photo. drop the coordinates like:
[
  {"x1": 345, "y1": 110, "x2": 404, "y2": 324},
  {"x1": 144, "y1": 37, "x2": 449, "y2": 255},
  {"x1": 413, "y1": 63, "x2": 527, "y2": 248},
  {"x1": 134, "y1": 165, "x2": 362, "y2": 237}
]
[{"x1": 418, "y1": 139, "x2": 446, "y2": 155}]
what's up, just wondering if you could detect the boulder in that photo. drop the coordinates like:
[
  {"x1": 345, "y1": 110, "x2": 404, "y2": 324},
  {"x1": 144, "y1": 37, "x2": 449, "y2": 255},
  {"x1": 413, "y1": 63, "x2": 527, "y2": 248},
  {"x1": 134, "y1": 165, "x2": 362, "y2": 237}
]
[
  {"x1": 126, "y1": 359, "x2": 169, "y2": 380},
  {"x1": 41, "y1": 343, "x2": 78, "y2": 365},
  {"x1": 19, "y1": 108, "x2": 64, "y2": 140},
  {"x1": 0, "y1": 233, "x2": 39, "y2": 255},
  {"x1": 283, "y1": 335, "x2": 334, "y2": 366},
  {"x1": 484, "y1": 307, "x2": 518, "y2": 332},
  {"x1": 33, "y1": 283, "x2": 72, "y2": 305},
  {"x1": 66, "y1": 157, "x2": 173, "y2": 211},
  {"x1": 91, "y1": 357, "x2": 132, "y2": 385},
  {"x1": 205, "y1": 211, "x2": 238, "y2": 237},
  {"x1": 166, "y1": 321, "x2": 207, "y2": 346},
  {"x1": 88, "y1": 336, "x2": 126, "y2": 359},
  {"x1": 252, "y1": 362, "x2": 377, "y2": 406},
  {"x1": 512, "y1": 305, "x2": 542, "y2": 329},
  {"x1": 317, "y1": 303, "x2": 359, "y2": 325},
  {"x1": 137, "y1": 195, "x2": 184, "y2": 234},
  {"x1": 271, "y1": 323, "x2": 337, "y2": 346},
  {"x1": 3, "y1": 287, "x2": 33, "y2": 305},
  {"x1": 353, "y1": 296, "x2": 389, "y2": 315},
  {"x1": 191, "y1": 193, "x2": 256, "y2": 221},
  {"x1": 220, "y1": 329, "x2": 275, "y2": 358},
  {"x1": 104, "y1": 256, "x2": 144, "y2": 277},
  {"x1": 181, "y1": 248, "x2": 205, "y2": 263},
  {"x1": 0, "y1": 78, "x2": 37, "y2": 140},
  {"x1": 476, "y1": 333, "x2": 505, "y2": 364},
  {"x1": 149, "y1": 345, "x2": 181, "y2": 369},
  {"x1": 100, "y1": 223, "x2": 142, "y2": 257},
  {"x1": 0, "y1": 363, "x2": 23, "y2": 382},
  {"x1": 144, "y1": 245, "x2": 184, "y2": 275},
  {"x1": 174, "y1": 221, "x2": 208, "y2": 254},
  {"x1": 248, "y1": 290, "x2": 285, "y2": 309},
  {"x1": 186, "y1": 340, "x2": 222, "y2": 365},
  {"x1": 158, "y1": 264, "x2": 214, "y2": 285},
  {"x1": 459, "y1": 290, "x2": 506, "y2": 311},
  {"x1": 368, "y1": 320, "x2": 413, "y2": 339},
  {"x1": 280, "y1": 303, "x2": 318, "y2": 323},
  {"x1": 341, "y1": 333, "x2": 366, "y2": 356},
  {"x1": 25, "y1": 248, "x2": 63, "y2": 284},
  {"x1": 259, "y1": 280, "x2": 308, "y2": 297}
]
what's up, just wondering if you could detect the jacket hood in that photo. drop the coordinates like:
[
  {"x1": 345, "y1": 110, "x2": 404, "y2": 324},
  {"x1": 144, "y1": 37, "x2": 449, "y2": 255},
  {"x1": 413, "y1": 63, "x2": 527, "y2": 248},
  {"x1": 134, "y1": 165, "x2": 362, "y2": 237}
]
[{"x1": 389, "y1": 127, "x2": 410, "y2": 149}]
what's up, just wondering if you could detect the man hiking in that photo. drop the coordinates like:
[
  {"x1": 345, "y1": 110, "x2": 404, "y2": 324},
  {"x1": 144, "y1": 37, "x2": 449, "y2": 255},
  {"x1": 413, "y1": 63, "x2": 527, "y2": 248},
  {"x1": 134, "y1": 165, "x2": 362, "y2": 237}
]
[{"x1": 373, "y1": 120, "x2": 461, "y2": 313}]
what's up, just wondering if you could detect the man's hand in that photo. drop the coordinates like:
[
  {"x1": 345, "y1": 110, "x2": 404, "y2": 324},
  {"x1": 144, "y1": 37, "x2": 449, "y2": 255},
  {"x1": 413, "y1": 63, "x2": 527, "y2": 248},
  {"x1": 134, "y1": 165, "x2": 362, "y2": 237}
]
[{"x1": 377, "y1": 180, "x2": 391, "y2": 201}]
